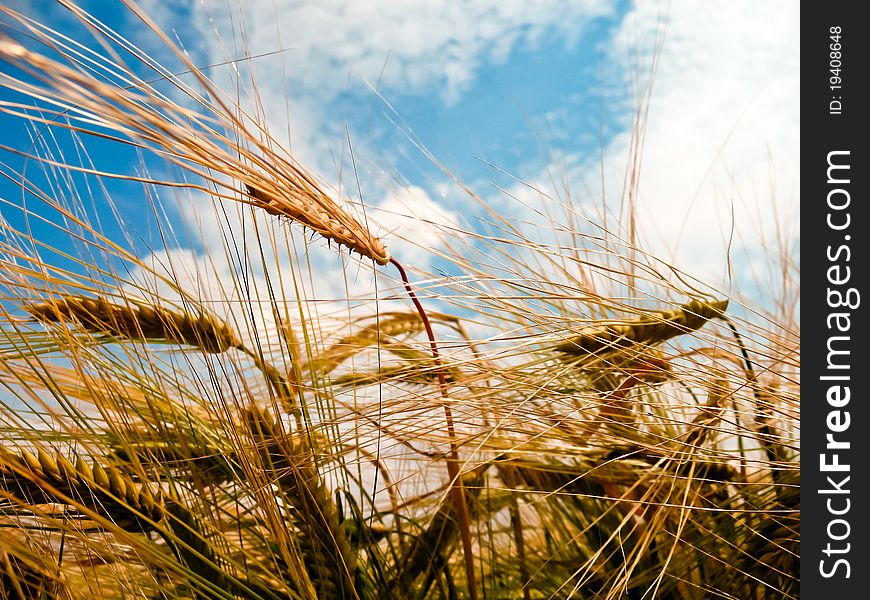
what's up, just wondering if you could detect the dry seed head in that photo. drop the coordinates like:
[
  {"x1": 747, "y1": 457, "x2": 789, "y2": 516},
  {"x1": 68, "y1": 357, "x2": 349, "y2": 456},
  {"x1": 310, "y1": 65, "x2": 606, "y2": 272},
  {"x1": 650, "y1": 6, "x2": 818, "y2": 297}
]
[
  {"x1": 556, "y1": 298, "x2": 729, "y2": 356},
  {"x1": 0, "y1": 31, "x2": 389, "y2": 265},
  {"x1": 0, "y1": 445, "x2": 165, "y2": 528},
  {"x1": 245, "y1": 184, "x2": 390, "y2": 265},
  {"x1": 25, "y1": 295, "x2": 242, "y2": 354},
  {"x1": 305, "y1": 312, "x2": 428, "y2": 374}
]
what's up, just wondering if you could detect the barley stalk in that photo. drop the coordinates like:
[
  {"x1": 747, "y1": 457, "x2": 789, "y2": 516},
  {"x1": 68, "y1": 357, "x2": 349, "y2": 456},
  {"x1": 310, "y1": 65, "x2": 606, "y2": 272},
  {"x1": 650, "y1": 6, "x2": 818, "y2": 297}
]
[
  {"x1": 390, "y1": 463, "x2": 490, "y2": 597},
  {"x1": 244, "y1": 406, "x2": 358, "y2": 600},
  {"x1": 389, "y1": 259, "x2": 478, "y2": 599}
]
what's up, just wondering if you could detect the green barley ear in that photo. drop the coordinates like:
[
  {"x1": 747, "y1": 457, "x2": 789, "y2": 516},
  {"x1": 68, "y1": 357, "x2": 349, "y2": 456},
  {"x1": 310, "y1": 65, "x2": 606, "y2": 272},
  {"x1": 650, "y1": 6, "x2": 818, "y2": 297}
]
[
  {"x1": 555, "y1": 298, "x2": 729, "y2": 356},
  {"x1": 25, "y1": 295, "x2": 243, "y2": 354}
]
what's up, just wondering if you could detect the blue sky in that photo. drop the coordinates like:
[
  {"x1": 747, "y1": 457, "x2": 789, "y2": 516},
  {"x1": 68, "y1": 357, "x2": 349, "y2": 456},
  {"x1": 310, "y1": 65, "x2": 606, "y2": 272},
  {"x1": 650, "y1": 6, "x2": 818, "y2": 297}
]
[{"x1": 1, "y1": 1, "x2": 799, "y2": 303}]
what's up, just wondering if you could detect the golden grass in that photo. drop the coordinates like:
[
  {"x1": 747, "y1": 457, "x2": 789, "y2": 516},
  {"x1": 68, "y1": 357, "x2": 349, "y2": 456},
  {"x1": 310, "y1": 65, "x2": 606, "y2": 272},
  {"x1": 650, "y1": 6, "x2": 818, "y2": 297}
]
[
  {"x1": 0, "y1": 3, "x2": 799, "y2": 599},
  {"x1": 0, "y1": 9, "x2": 389, "y2": 266}
]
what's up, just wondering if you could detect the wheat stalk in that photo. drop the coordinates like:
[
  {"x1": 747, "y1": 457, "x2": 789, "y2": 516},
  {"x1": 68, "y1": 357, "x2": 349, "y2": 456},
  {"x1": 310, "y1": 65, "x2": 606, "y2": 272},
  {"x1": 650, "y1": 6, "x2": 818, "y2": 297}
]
[{"x1": 25, "y1": 295, "x2": 242, "y2": 354}]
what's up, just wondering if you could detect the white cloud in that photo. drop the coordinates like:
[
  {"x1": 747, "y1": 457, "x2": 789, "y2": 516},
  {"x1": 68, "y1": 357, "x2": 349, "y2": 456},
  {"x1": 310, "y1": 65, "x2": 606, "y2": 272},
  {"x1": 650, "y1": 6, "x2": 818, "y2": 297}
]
[
  {"x1": 491, "y1": 0, "x2": 799, "y2": 291},
  {"x1": 599, "y1": 0, "x2": 799, "y2": 283},
  {"x1": 133, "y1": 0, "x2": 797, "y2": 297},
  {"x1": 150, "y1": 0, "x2": 618, "y2": 205},
  {"x1": 188, "y1": 0, "x2": 613, "y2": 106},
  {"x1": 373, "y1": 184, "x2": 460, "y2": 264}
]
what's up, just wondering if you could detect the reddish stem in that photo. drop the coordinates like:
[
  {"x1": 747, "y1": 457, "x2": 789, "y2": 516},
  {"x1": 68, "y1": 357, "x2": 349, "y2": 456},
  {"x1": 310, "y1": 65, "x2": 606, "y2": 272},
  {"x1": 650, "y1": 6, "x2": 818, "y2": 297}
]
[{"x1": 390, "y1": 257, "x2": 477, "y2": 600}]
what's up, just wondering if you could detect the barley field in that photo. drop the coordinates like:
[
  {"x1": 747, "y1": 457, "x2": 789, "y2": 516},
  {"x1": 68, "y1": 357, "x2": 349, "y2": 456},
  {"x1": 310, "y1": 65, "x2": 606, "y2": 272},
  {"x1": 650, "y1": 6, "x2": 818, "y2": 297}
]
[{"x1": 0, "y1": 2, "x2": 798, "y2": 598}]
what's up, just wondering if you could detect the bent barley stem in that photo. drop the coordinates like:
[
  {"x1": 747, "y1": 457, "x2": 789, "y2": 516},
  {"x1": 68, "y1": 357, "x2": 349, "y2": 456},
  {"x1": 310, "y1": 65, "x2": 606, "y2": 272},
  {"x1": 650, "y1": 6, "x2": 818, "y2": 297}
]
[{"x1": 389, "y1": 257, "x2": 477, "y2": 600}]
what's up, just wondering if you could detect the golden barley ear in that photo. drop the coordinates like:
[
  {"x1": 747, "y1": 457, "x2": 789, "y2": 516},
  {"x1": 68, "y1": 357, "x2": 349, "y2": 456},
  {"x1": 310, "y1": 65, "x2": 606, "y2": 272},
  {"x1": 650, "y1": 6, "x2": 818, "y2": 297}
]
[
  {"x1": 0, "y1": 446, "x2": 270, "y2": 598},
  {"x1": 24, "y1": 295, "x2": 242, "y2": 354},
  {"x1": 0, "y1": 26, "x2": 389, "y2": 266},
  {"x1": 245, "y1": 184, "x2": 390, "y2": 265},
  {"x1": 0, "y1": 445, "x2": 164, "y2": 531},
  {"x1": 555, "y1": 298, "x2": 729, "y2": 356}
]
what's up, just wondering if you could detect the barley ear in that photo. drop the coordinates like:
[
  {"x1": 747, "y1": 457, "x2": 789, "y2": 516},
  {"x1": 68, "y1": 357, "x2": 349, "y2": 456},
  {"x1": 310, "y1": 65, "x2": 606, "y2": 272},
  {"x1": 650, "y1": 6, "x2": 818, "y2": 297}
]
[
  {"x1": 25, "y1": 295, "x2": 243, "y2": 354},
  {"x1": 555, "y1": 298, "x2": 729, "y2": 356},
  {"x1": 0, "y1": 445, "x2": 164, "y2": 531},
  {"x1": 245, "y1": 183, "x2": 390, "y2": 265}
]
